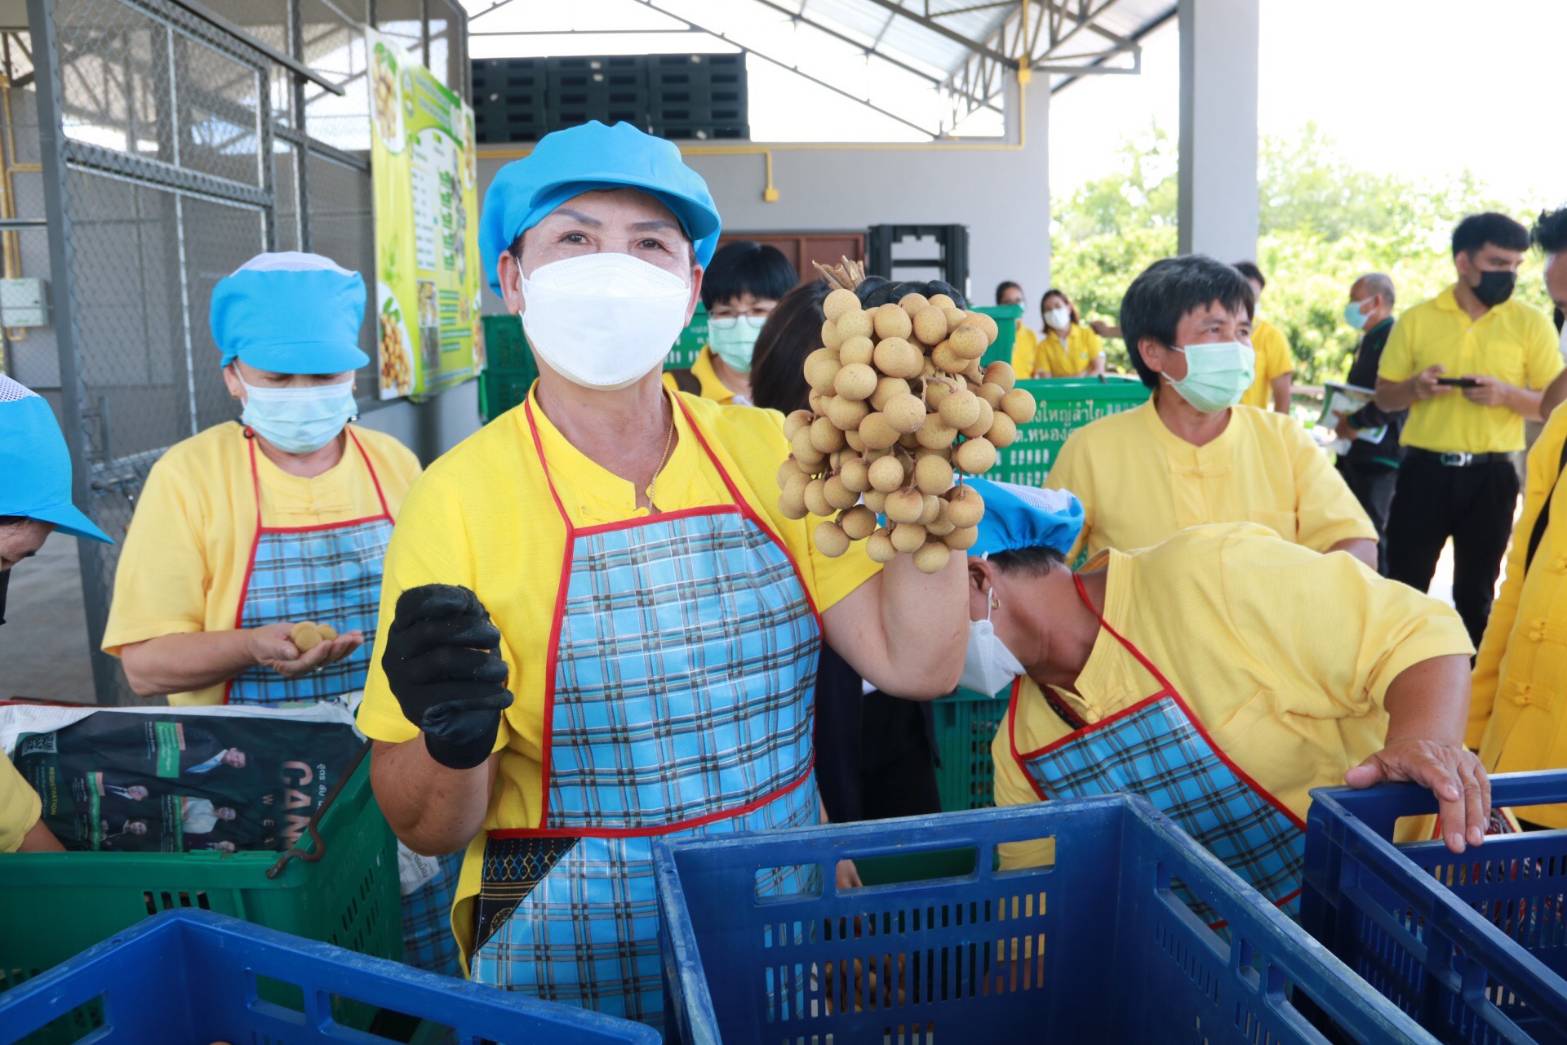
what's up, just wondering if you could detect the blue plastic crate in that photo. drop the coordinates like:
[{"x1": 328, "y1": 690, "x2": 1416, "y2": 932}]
[
  {"x1": 1303, "y1": 772, "x2": 1567, "y2": 1043},
  {"x1": 656, "y1": 795, "x2": 1431, "y2": 1044},
  {"x1": 0, "y1": 907, "x2": 658, "y2": 1044}
]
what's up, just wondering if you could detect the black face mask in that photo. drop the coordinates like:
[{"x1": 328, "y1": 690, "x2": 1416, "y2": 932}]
[
  {"x1": 0, "y1": 568, "x2": 9, "y2": 627},
  {"x1": 1473, "y1": 269, "x2": 1517, "y2": 307}
]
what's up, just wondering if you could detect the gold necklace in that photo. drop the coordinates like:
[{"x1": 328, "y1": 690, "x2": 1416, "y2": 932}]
[{"x1": 644, "y1": 408, "x2": 677, "y2": 507}]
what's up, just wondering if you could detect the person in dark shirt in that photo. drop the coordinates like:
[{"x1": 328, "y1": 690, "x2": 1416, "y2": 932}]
[{"x1": 1335, "y1": 272, "x2": 1403, "y2": 573}]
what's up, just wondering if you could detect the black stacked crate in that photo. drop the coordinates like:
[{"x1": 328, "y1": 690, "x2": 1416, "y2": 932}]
[
  {"x1": 472, "y1": 58, "x2": 547, "y2": 144},
  {"x1": 647, "y1": 53, "x2": 748, "y2": 140},
  {"x1": 545, "y1": 56, "x2": 650, "y2": 132}
]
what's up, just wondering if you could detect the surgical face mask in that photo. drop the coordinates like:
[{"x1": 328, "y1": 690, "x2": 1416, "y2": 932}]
[
  {"x1": 957, "y1": 591, "x2": 1026, "y2": 696},
  {"x1": 707, "y1": 314, "x2": 767, "y2": 373},
  {"x1": 1344, "y1": 298, "x2": 1373, "y2": 331},
  {"x1": 1044, "y1": 306, "x2": 1071, "y2": 332},
  {"x1": 1162, "y1": 340, "x2": 1256, "y2": 414},
  {"x1": 240, "y1": 380, "x2": 357, "y2": 454},
  {"x1": 519, "y1": 252, "x2": 691, "y2": 391},
  {"x1": 1473, "y1": 269, "x2": 1517, "y2": 308}
]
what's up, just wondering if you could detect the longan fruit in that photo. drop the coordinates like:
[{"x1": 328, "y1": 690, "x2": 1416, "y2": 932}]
[
  {"x1": 926, "y1": 518, "x2": 956, "y2": 538},
  {"x1": 950, "y1": 326, "x2": 988, "y2": 361},
  {"x1": 828, "y1": 451, "x2": 843, "y2": 472},
  {"x1": 870, "y1": 376, "x2": 911, "y2": 411},
  {"x1": 914, "y1": 541, "x2": 951, "y2": 574},
  {"x1": 778, "y1": 484, "x2": 808, "y2": 520},
  {"x1": 825, "y1": 395, "x2": 870, "y2": 432},
  {"x1": 318, "y1": 625, "x2": 337, "y2": 641},
  {"x1": 824, "y1": 475, "x2": 859, "y2": 511},
  {"x1": 821, "y1": 319, "x2": 844, "y2": 350},
  {"x1": 885, "y1": 489, "x2": 926, "y2": 525},
  {"x1": 868, "y1": 455, "x2": 906, "y2": 493},
  {"x1": 931, "y1": 342, "x2": 967, "y2": 374},
  {"x1": 1001, "y1": 388, "x2": 1038, "y2": 424},
  {"x1": 985, "y1": 361, "x2": 1017, "y2": 392},
  {"x1": 873, "y1": 337, "x2": 923, "y2": 380},
  {"x1": 890, "y1": 522, "x2": 928, "y2": 553},
  {"x1": 823, "y1": 287, "x2": 860, "y2": 321},
  {"x1": 804, "y1": 478, "x2": 833, "y2": 518},
  {"x1": 883, "y1": 393, "x2": 926, "y2": 434},
  {"x1": 291, "y1": 621, "x2": 323, "y2": 652},
  {"x1": 963, "y1": 357, "x2": 985, "y2": 384},
  {"x1": 859, "y1": 412, "x2": 900, "y2": 451},
  {"x1": 943, "y1": 308, "x2": 968, "y2": 331},
  {"x1": 791, "y1": 426, "x2": 826, "y2": 467},
  {"x1": 913, "y1": 306, "x2": 949, "y2": 346},
  {"x1": 920, "y1": 494, "x2": 943, "y2": 526},
  {"x1": 777, "y1": 457, "x2": 807, "y2": 488},
  {"x1": 784, "y1": 409, "x2": 813, "y2": 439},
  {"x1": 845, "y1": 429, "x2": 867, "y2": 453},
  {"x1": 815, "y1": 520, "x2": 850, "y2": 558},
  {"x1": 978, "y1": 382, "x2": 1007, "y2": 409},
  {"x1": 962, "y1": 398, "x2": 995, "y2": 439},
  {"x1": 835, "y1": 362, "x2": 878, "y2": 401},
  {"x1": 841, "y1": 505, "x2": 878, "y2": 541},
  {"x1": 864, "y1": 490, "x2": 889, "y2": 514},
  {"x1": 898, "y1": 292, "x2": 930, "y2": 317},
  {"x1": 839, "y1": 456, "x2": 871, "y2": 493},
  {"x1": 955, "y1": 437, "x2": 997, "y2": 475},
  {"x1": 804, "y1": 348, "x2": 841, "y2": 391},
  {"x1": 924, "y1": 379, "x2": 953, "y2": 409},
  {"x1": 944, "y1": 525, "x2": 979, "y2": 551},
  {"x1": 971, "y1": 312, "x2": 999, "y2": 343},
  {"x1": 867, "y1": 528, "x2": 897, "y2": 563},
  {"x1": 836, "y1": 309, "x2": 874, "y2": 340},
  {"x1": 839, "y1": 335, "x2": 875, "y2": 367},
  {"x1": 872, "y1": 303, "x2": 913, "y2": 341},
  {"x1": 987, "y1": 412, "x2": 1018, "y2": 449},
  {"x1": 946, "y1": 484, "x2": 984, "y2": 528},
  {"x1": 914, "y1": 453, "x2": 954, "y2": 495},
  {"x1": 938, "y1": 389, "x2": 981, "y2": 430},
  {"x1": 809, "y1": 388, "x2": 828, "y2": 415},
  {"x1": 915, "y1": 417, "x2": 958, "y2": 451},
  {"x1": 810, "y1": 416, "x2": 846, "y2": 454},
  {"x1": 929, "y1": 293, "x2": 956, "y2": 311}
]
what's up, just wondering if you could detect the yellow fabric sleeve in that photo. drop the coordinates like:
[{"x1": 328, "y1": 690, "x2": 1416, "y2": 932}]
[
  {"x1": 1376, "y1": 314, "x2": 1416, "y2": 383},
  {"x1": 1262, "y1": 323, "x2": 1294, "y2": 380},
  {"x1": 0, "y1": 754, "x2": 42, "y2": 853},
  {"x1": 101, "y1": 450, "x2": 212, "y2": 653},
  {"x1": 1286, "y1": 421, "x2": 1379, "y2": 551},
  {"x1": 1011, "y1": 325, "x2": 1039, "y2": 378},
  {"x1": 1524, "y1": 311, "x2": 1566, "y2": 390}
]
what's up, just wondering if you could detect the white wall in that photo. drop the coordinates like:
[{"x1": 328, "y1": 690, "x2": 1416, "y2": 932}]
[{"x1": 475, "y1": 76, "x2": 1052, "y2": 313}]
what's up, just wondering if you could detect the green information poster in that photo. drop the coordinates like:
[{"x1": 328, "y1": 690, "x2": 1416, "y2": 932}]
[{"x1": 368, "y1": 30, "x2": 484, "y2": 400}]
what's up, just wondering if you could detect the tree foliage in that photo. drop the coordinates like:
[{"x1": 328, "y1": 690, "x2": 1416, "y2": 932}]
[{"x1": 1048, "y1": 123, "x2": 1551, "y2": 382}]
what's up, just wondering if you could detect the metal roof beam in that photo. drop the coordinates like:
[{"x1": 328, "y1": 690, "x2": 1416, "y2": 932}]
[
  {"x1": 859, "y1": 0, "x2": 1018, "y2": 68},
  {"x1": 926, "y1": 1, "x2": 1015, "y2": 16}
]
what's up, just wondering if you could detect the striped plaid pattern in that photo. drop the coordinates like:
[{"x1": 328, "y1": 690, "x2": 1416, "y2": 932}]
[
  {"x1": 548, "y1": 512, "x2": 820, "y2": 828},
  {"x1": 230, "y1": 518, "x2": 392, "y2": 704},
  {"x1": 401, "y1": 850, "x2": 464, "y2": 976},
  {"x1": 471, "y1": 779, "x2": 820, "y2": 1024},
  {"x1": 1019, "y1": 697, "x2": 1304, "y2": 914}
]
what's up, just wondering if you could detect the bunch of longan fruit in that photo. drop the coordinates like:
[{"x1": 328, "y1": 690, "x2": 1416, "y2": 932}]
[{"x1": 778, "y1": 286, "x2": 1038, "y2": 573}]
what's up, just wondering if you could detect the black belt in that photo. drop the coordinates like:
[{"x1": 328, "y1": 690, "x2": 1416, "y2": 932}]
[{"x1": 1406, "y1": 448, "x2": 1513, "y2": 467}]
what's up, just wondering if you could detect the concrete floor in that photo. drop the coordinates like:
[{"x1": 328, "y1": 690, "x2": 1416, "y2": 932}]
[{"x1": 1, "y1": 532, "x2": 99, "y2": 703}]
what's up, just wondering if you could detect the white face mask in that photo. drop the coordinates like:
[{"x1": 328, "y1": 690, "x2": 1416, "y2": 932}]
[
  {"x1": 518, "y1": 252, "x2": 691, "y2": 391},
  {"x1": 957, "y1": 590, "x2": 1026, "y2": 696},
  {"x1": 1044, "y1": 306, "x2": 1071, "y2": 332}
]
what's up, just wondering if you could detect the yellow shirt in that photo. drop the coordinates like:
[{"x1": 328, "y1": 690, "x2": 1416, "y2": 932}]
[
  {"x1": 1035, "y1": 324, "x2": 1104, "y2": 378},
  {"x1": 1046, "y1": 399, "x2": 1376, "y2": 560},
  {"x1": 1010, "y1": 323, "x2": 1041, "y2": 377},
  {"x1": 355, "y1": 387, "x2": 880, "y2": 959},
  {"x1": 1377, "y1": 285, "x2": 1561, "y2": 453},
  {"x1": 1471, "y1": 405, "x2": 1567, "y2": 823},
  {"x1": 101, "y1": 422, "x2": 421, "y2": 704},
  {"x1": 662, "y1": 345, "x2": 741, "y2": 404},
  {"x1": 1241, "y1": 319, "x2": 1294, "y2": 410},
  {"x1": 993, "y1": 523, "x2": 1473, "y2": 869},
  {"x1": 0, "y1": 753, "x2": 41, "y2": 852}
]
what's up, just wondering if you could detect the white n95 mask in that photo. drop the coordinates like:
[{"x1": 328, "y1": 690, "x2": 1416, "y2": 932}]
[
  {"x1": 519, "y1": 252, "x2": 692, "y2": 391},
  {"x1": 957, "y1": 594, "x2": 1026, "y2": 696}
]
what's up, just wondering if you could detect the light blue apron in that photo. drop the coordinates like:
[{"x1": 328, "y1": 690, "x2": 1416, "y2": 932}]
[{"x1": 469, "y1": 398, "x2": 822, "y2": 1025}]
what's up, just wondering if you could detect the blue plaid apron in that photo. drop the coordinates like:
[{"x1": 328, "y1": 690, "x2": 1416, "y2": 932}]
[
  {"x1": 226, "y1": 429, "x2": 392, "y2": 706},
  {"x1": 469, "y1": 398, "x2": 822, "y2": 1025},
  {"x1": 1009, "y1": 575, "x2": 1306, "y2": 917}
]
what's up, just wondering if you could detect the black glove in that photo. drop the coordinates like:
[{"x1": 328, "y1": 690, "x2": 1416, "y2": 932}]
[{"x1": 382, "y1": 584, "x2": 512, "y2": 770}]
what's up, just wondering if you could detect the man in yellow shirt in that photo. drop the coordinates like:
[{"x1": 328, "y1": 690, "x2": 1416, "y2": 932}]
[
  {"x1": 1046, "y1": 255, "x2": 1376, "y2": 568},
  {"x1": 955, "y1": 480, "x2": 1486, "y2": 916},
  {"x1": 1233, "y1": 261, "x2": 1295, "y2": 413},
  {"x1": 0, "y1": 374, "x2": 113, "y2": 853},
  {"x1": 356, "y1": 121, "x2": 967, "y2": 1025},
  {"x1": 663, "y1": 240, "x2": 795, "y2": 405},
  {"x1": 1376, "y1": 212, "x2": 1563, "y2": 645}
]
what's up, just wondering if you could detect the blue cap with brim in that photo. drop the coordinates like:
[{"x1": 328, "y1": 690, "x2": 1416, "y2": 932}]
[
  {"x1": 210, "y1": 252, "x2": 369, "y2": 374},
  {"x1": 0, "y1": 375, "x2": 111, "y2": 543},
  {"x1": 480, "y1": 121, "x2": 722, "y2": 295},
  {"x1": 968, "y1": 478, "x2": 1084, "y2": 558}
]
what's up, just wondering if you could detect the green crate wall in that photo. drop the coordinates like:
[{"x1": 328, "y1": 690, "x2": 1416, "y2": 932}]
[{"x1": 993, "y1": 377, "x2": 1150, "y2": 486}]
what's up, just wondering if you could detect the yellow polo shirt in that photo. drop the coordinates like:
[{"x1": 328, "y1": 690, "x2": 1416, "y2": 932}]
[
  {"x1": 1378, "y1": 285, "x2": 1561, "y2": 453},
  {"x1": 993, "y1": 523, "x2": 1473, "y2": 869},
  {"x1": 1046, "y1": 398, "x2": 1375, "y2": 560},
  {"x1": 0, "y1": 754, "x2": 42, "y2": 852},
  {"x1": 1241, "y1": 319, "x2": 1295, "y2": 410},
  {"x1": 101, "y1": 422, "x2": 421, "y2": 704},
  {"x1": 1011, "y1": 323, "x2": 1042, "y2": 377},
  {"x1": 356, "y1": 387, "x2": 880, "y2": 959},
  {"x1": 1471, "y1": 405, "x2": 1567, "y2": 824},
  {"x1": 1036, "y1": 324, "x2": 1104, "y2": 378},
  {"x1": 662, "y1": 346, "x2": 741, "y2": 404}
]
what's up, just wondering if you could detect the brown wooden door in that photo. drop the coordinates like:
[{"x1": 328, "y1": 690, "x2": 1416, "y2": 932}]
[{"x1": 717, "y1": 232, "x2": 866, "y2": 287}]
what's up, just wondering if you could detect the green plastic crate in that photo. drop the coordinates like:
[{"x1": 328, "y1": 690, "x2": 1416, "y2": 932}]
[
  {"x1": 0, "y1": 751, "x2": 400, "y2": 1014},
  {"x1": 666, "y1": 303, "x2": 709, "y2": 371},
  {"x1": 995, "y1": 376, "x2": 1150, "y2": 485},
  {"x1": 975, "y1": 303, "x2": 1022, "y2": 371}
]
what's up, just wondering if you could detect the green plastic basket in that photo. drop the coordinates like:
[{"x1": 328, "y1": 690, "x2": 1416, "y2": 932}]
[
  {"x1": 0, "y1": 751, "x2": 400, "y2": 1012},
  {"x1": 975, "y1": 303, "x2": 1022, "y2": 371},
  {"x1": 995, "y1": 376, "x2": 1150, "y2": 485}
]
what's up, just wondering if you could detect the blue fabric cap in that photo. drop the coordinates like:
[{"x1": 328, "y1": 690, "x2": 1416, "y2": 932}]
[
  {"x1": 209, "y1": 252, "x2": 369, "y2": 374},
  {"x1": 480, "y1": 120, "x2": 722, "y2": 294},
  {"x1": 0, "y1": 375, "x2": 110, "y2": 542},
  {"x1": 968, "y1": 478, "x2": 1084, "y2": 558}
]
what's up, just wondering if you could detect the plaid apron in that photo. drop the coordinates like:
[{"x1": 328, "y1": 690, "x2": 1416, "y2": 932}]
[
  {"x1": 469, "y1": 397, "x2": 822, "y2": 1025},
  {"x1": 225, "y1": 428, "x2": 392, "y2": 705},
  {"x1": 399, "y1": 849, "x2": 464, "y2": 976},
  {"x1": 1010, "y1": 575, "x2": 1306, "y2": 917}
]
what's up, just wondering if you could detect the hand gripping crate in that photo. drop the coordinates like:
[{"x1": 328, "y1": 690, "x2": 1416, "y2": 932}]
[{"x1": 657, "y1": 795, "x2": 1433, "y2": 1044}]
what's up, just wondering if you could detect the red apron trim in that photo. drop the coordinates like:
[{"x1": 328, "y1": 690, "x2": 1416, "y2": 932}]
[{"x1": 574, "y1": 504, "x2": 740, "y2": 538}]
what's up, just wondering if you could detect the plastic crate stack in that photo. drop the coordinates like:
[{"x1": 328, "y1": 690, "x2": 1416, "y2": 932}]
[
  {"x1": 647, "y1": 54, "x2": 748, "y2": 141},
  {"x1": 472, "y1": 57, "x2": 547, "y2": 146},
  {"x1": 547, "y1": 57, "x2": 649, "y2": 133}
]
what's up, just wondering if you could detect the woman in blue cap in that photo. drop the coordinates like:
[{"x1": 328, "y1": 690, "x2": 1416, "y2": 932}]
[
  {"x1": 956, "y1": 478, "x2": 1491, "y2": 917},
  {"x1": 0, "y1": 374, "x2": 111, "y2": 851},
  {"x1": 355, "y1": 121, "x2": 967, "y2": 1024},
  {"x1": 97, "y1": 252, "x2": 459, "y2": 975}
]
